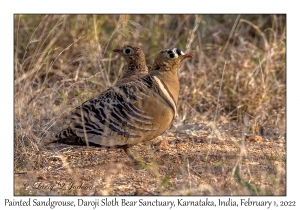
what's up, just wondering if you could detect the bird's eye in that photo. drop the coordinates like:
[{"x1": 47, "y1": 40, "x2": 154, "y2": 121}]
[
  {"x1": 167, "y1": 52, "x2": 178, "y2": 59},
  {"x1": 123, "y1": 48, "x2": 133, "y2": 55}
]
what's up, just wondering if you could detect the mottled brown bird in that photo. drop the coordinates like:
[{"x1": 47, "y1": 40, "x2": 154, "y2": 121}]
[
  {"x1": 113, "y1": 45, "x2": 148, "y2": 84},
  {"x1": 43, "y1": 47, "x2": 192, "y2": 163}
]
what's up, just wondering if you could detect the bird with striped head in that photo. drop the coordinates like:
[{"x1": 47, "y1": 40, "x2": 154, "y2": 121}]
[{"x1": 42, "y1": 47, "x2": 192, "y2": 164}]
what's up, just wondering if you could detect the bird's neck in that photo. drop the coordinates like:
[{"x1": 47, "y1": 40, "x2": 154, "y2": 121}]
[
  {"x1": 124, "y1": 61, "x2": 148, "y2": 75},
  {"x1": 150, "y1": 69, "x2": 180, "y2": 104}
]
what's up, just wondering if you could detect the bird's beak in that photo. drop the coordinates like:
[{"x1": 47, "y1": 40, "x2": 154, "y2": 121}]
[
  {"x1": 113, "y1": 49, "x2": 121, "y2": 53},
  {"x1": 183, "y1": 54, "x2": 192, "y2": 59}
]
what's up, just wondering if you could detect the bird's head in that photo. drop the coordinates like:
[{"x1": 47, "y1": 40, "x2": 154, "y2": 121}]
[
  {"x1": 152, "y1": 48, "x2": 192, "y2": 72},
  {"x1": 113, "y1": 45, "x2": 145, "y2": 63}
]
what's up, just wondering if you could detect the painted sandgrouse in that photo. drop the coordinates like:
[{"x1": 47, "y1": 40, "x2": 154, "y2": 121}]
[
  {"x1": 43, "y1": 48, "x2": 192, "y2": 162},
  {"x1": 113, "y1": 45, "x2": 148, "y2": 84}
]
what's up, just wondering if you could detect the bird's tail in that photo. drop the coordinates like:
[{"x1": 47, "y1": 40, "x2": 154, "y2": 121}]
[
  {"x1": 52, "y1": 127, "x2": 77, "y2": 141},
  {"x1": 39, "y1": 127, "x2": 84, "y2": 147}
]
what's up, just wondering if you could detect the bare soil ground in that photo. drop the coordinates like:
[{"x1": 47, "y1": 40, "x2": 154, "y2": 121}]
[{"x1": 14, "y1": 127, "x2": 285, "y2": 196}]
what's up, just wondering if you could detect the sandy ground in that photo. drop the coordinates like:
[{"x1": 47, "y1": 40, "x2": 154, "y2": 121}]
[{"x1": 14, "y1": 126, "x2": 286, "y2": 196}]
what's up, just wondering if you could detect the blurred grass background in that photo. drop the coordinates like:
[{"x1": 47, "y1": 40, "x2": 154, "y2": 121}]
[{"x1": 14, "y1": 14, "x2": 286, "y2": 195}]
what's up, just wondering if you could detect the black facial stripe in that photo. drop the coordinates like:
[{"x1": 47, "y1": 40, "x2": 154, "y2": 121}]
[
  {"x1": 160, "y1": 49, "x2": 169, "y2": 54},
  {"x1": 175, "y1": 48, "x2": 182, "y2": 55}
]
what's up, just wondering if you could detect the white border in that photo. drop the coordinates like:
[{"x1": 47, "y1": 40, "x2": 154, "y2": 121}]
[{"x1": 2, "y1": 0, "x2": 299, "y2": 209}]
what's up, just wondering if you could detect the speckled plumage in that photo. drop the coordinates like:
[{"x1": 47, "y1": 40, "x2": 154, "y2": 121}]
[{"x1": 113, "y1": 45, "x2": 148, "y2": 84}]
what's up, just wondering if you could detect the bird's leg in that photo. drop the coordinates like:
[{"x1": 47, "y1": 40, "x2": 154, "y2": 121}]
[{"x1": 123, "y1": 147, "x2": 140, "y2": 165}]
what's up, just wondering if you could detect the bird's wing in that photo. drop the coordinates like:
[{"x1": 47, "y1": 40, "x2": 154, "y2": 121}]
[{"x1": 67, "y1": 79, "x2": 157, "y2": 147}]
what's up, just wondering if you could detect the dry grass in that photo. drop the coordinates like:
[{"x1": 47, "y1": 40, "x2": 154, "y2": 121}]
[{"x1": 14, "y1": 14, "x2": 286, "y2": 195}]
